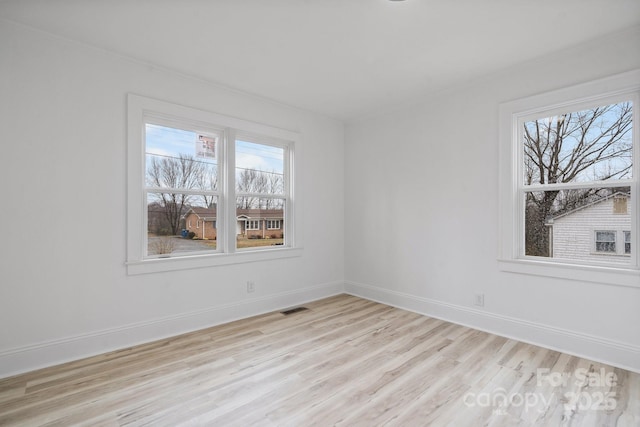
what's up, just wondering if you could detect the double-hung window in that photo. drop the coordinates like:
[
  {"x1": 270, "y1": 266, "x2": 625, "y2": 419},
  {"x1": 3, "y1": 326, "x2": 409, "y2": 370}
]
[
  {"x1": 499, "y1": 71, "x2": 640, "y2": 287},
  {"x1": 595, "y1": 231, "x2": 616, "y2": 254},
  {"x1": 127, "y1": 95, "x2": 301, "y2": 274},
  {"x1": 236, "y1": 136, "x2": 288, "y2": 247}
]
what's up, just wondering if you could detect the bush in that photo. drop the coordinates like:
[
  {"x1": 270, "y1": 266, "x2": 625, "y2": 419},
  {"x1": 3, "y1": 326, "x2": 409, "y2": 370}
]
[
  {"x1": 150, "y1": 237, "x2": 175, "y2": 255},
  {"x1": 188, "y1": 231, "x2": 196, "y2": 239}
]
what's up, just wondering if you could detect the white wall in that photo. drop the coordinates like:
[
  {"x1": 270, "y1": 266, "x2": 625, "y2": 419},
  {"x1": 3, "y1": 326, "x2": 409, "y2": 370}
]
[
  {"x1": 0, "y1": 21, "x2": 344, "y2": 378},
  {"x1": 1, "y1": 19, "x2": 639, "y2": 379},
  {"x1": 345, "y1": 26, "x2": 640, "y2": 372}
]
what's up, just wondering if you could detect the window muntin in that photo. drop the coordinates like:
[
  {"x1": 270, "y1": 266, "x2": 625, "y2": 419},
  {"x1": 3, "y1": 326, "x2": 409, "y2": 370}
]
[{"x1": 595, "y1": 231, "x2": 616, "y2": 253}]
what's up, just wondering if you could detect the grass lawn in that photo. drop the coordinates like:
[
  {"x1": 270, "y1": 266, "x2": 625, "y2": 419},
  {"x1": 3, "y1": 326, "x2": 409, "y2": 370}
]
[
  {"x1": 237, "y1": 238, "x2": 284, "y2": 249},
  {"x1": 202, "y1": 238, "x2": 284, "y2": 249}
]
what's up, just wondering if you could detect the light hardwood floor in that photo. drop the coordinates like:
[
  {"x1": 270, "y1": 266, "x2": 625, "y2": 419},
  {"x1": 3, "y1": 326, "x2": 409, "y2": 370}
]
[{"x1": 0, "y1": 294, "x2": 638, "y2": 426}]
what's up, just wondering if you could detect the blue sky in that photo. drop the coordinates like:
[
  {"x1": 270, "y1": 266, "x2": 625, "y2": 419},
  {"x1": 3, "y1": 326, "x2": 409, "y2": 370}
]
[
  {"x1": 523, "y1": 101, "x2": 633, "y2": 183},
  {"x1": 145, "y1": 123, "x2": 283, "y2": 174}
]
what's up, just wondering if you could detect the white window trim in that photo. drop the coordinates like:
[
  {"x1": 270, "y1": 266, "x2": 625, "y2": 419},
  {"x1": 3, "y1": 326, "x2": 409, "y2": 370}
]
[
  {"x1": 498, "y1": 70, "x2": 640, "y2": 288},
  {"x1": 594, "y1": 230, "x2": 632, "y2": 258},
  {"x1": 593, "y1": 230, "x2": 617, "y2": 254},
  {"x1": 126, "y1": 94, "x2": 303, "y2": 275},
  {"x1": 245, "y1": 220, "x2": 260, "y2": 231},
  {"x1": 625, "y1": 231, "x2": 632, "y2": 255}
]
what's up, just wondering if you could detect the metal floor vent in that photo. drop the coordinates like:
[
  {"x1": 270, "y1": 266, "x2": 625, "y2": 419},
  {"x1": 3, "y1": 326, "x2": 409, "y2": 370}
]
[{"x1": 281, "y1": 307, "x2": 309, "y2": 315}]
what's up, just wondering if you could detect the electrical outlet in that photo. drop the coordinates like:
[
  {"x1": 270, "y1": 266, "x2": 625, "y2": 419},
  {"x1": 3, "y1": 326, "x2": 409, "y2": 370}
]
[
  {"x1": 474, "y1": 293, "x2": 484, "y2": 307},
  {"x1": 246, "y1": 281, "x2": 255, "y2": 293}
]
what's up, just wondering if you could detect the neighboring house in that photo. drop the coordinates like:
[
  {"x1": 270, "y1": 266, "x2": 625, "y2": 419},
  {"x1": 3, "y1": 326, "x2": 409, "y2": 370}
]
[
  {"x1": 183, "y1": 207, "x2": 284, "y2": 240},
  {"x1": 237, "y1": 208, "x2": 285, "y2": 239},
  {"x1": 547, "y1": 192, "x2": 631, "y2": 265},
  {"x1": 184, "y1": 207, "x2": 218, "y2": 239}
]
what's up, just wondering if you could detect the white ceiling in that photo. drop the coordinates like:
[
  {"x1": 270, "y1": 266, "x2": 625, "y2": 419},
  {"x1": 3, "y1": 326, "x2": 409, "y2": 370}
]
[{"x1": 2, "y1": 0, "x2": 639, "y2": 121}]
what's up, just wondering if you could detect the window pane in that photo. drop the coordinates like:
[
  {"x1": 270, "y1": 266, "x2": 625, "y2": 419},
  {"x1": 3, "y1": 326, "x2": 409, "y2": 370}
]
[
  {"x1": 595, "y1": 231, "x2": 615, "y2": 242},
  {"x1": 625, "y1": 231, "x2": 631, "y2": 254},
  {"x1": 236, "y1": 197, "x2": 285, "y2": 249},
  {"x1": 525, "y1": 187, "x2": 631, "y2": 265},
  {"x1": 236, "y1": 140, "x2": 284, "y2": 195},
  {"x1": 595, "y1": 231, "x2": 616, "y2": 253},
  {"x1": 147, "y1": 193, "x2": 217, "y2": 257},
  {"x1": 146, "y1": 124, "x2": 219, "y2": 191},
  {"x1": 522, "y1": 101, "x2": 632, "y2": 185}
]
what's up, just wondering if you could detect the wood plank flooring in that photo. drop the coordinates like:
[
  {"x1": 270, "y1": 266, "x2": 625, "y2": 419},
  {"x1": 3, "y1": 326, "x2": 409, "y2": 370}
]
[{"x1": 0, "y1": 294, "x2": 638, "y2": 426}]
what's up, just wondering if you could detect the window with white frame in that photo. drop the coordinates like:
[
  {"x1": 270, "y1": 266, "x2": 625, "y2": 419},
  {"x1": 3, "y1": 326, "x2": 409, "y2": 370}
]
[
  {"x1": 236, "y1": 137, "x2": 288, "y2": 248},
  {"x1": 245, "y1": 220, "x2": 260, "y2": 230},
  {"x1": 127, "y1": 94, "x2": 301, "y2": 274},
  {"x1": 625, "y1": 231, "x2": 631, "y2": 254},
  {"x1": 595, "y1": 231, "x2": 616, "y2": 253},
  {"x1": 267, "y1": 220, "x2": 281, "y2": 229},
  {"x1": 499, "y1": 71, "x2": 639, "y2": 287}
]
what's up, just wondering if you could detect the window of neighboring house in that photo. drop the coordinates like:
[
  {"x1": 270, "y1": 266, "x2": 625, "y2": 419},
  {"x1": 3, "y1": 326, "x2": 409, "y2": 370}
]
[
  {"x1": 595, "y1": 231, "x2": 616, "y2": 253},
  {"x1": 246, "y1": 220, "x2": 260, "y2": 230},
  {"x1": 625, "y1": 231, "x2": 631, "y2": 254},
  {"x1": 267, "y1": 220, "x2": 281, "y2": 229},
  {"x1": 613, "y1": 196, "x2": 628, "y2": 214},
  {"x1": 127, "y1": 94, "x2": 302, "y2": 274},
  {"x1": 499, "y1": 71, "x2": 639, "y2": 287}
]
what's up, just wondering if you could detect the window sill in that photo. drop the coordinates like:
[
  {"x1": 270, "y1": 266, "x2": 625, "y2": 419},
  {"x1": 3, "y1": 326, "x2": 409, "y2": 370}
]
[
  {"x1": 127, "y1": 247, "x2": 303, "y2": 275},
  {"x1": 589, "y1": 252, "x2": 631, "y2": 257},
  {"x1": 498, "y1": 258, "x2": 640, "y2": 289}
]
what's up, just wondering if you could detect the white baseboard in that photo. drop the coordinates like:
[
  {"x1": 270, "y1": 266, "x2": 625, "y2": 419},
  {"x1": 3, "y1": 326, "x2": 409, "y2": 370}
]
[
  {"x1": 0, "y1": 281, "x2": 344, "y2": 379},
  {"x1": 4, "y1": 280, "x2": 637, "y2": 379},
  {"x1": 345, "y1": 280, "x2": 640, "y2": 374}
]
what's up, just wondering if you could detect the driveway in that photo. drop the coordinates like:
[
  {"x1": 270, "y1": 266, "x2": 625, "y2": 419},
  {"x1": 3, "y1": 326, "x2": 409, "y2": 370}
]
[{"x1": 148, "y1": 235, "x2": 215, "y2": 255}]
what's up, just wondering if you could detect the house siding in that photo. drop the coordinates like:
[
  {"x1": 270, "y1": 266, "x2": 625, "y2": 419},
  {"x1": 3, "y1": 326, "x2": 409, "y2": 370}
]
[
  {"x1": 183, "y1": 208, "x2": 284, "y2": 240},
  {"x1": 552, "y1": 197, "x2": 631, "y2": 265},
  {"x1": 184, "y1": 212, "x2": 217, "y2": 240},
  {"x1": 242, "y1": 219, "x2": 284, "y2": 239}
]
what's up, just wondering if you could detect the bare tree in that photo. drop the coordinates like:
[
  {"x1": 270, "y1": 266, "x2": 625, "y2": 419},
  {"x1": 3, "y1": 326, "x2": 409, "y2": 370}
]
[
  {"x1": 146, "y1": 154, "x2": 216, "y2": 235},
  {"x1": 236, "y1": 169, "x2": 283, "y2": 209},
  {"x1": 196, "y1": 164, "x2": 218, "y2": 208},
  {"x1": 523, "y1": 102, "x2": 632, "y2": 256}
]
